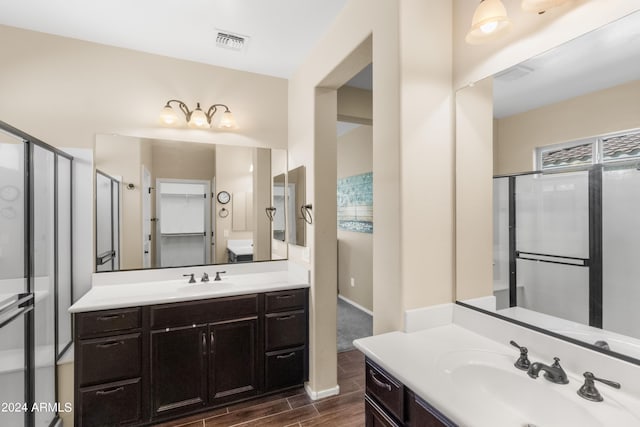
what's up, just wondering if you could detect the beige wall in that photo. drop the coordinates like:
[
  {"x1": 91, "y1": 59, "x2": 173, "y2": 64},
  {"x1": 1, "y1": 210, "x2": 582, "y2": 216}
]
[
  {"x1": 338, "y1": 125, "x2": 373, "y2": 311},
  {"x1": 215, "y1": 145, "x2": 254, "y2": 263},
  {"x1": 0, "y1": 24, "x2": 287, "y2": 151},
  {"x1": 455, "y1": 78, "x2": 494, "y2": 301},
  {"x1": 252, "y1": 148, "x2": 272, "y2": 261},
  {"x1": 288, "y1": 0, "x2": 453, "y2": 395},
  {"x1": 337, "y1": 86, "x2": 373, "y2": 124},
  {"x1": 495, "y1": 79, "x2": 640, "y2": 175}
]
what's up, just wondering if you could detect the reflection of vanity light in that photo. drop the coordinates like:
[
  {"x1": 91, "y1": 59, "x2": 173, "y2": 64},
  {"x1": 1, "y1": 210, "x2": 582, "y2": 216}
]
[
  {"x1": 521, "y1": 0, "x2": 570, "y2": 14},
  {"x1": 249, "y1": 163, "x2": 254, "y2": 173},
  {"x1": 466, "y1": 0, "x2": 511, "y2": 45}
]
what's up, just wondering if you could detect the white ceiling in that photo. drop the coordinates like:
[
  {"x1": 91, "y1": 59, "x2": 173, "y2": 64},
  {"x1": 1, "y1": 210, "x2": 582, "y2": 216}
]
[
  {"x1": 0, "y1": 0, "x2": 349, "y2": 79},
  {"x1": 493, "y1": 11, "x2": 640, "y2": 118}
]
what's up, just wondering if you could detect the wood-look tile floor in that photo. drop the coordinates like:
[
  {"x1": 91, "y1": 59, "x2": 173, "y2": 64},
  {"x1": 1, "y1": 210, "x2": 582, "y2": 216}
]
[{"x1": 154, "y1": 350, "x2": 365, "y2": 427}]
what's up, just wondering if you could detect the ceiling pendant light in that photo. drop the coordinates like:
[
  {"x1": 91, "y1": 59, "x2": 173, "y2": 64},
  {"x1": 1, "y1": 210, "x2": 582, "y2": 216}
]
[
  {"x1": 466, "y1": 0, "x2": 512, "y2": 45},
  {"x1": 521, "y1": 0, "x2": 570, "y2": 14},
  {"x1": 159, "y1": 99, "x2": 237, "y2": 130}
]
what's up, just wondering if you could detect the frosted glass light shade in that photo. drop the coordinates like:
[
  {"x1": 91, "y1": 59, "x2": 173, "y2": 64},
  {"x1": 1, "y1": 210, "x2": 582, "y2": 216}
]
[
  {"x1": 522, "y1": 0, "x2": 570, "y2": 14},
  {"x1": 466, "y1": 0, "x2": 512, "y2": 45},
  {"x1": 217, "y1": 110, "x2": 237, "y2": 129},
  {"x1": 159, "y1": 105, "x2": 179, "y2": 126},
  {"x1": 188, "y1": 106, "x2": 209, "y2": 129}
]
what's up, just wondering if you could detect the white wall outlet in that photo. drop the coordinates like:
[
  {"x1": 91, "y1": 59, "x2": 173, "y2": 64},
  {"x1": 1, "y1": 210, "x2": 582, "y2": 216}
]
[
  {"x1": 224, "y1": 229, "x2": 229, "y2": 237},
  {"x1": 350, "y1": 277, "x2": 355, "y2": 287}
]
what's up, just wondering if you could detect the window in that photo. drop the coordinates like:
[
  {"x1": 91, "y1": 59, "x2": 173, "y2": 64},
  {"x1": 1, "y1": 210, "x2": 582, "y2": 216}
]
[{"x1": 536, "y1": 129, "x2": 640, "y2": 171}]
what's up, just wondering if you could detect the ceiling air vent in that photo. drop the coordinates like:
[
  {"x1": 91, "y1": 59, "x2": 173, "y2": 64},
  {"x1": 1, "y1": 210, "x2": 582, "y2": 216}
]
[
  {"x1": 215, "y1": 30, "x2": 249, "y2": 52},
  {"x1": 495, "y1": 65, "x2": 534, "y2": 82}
]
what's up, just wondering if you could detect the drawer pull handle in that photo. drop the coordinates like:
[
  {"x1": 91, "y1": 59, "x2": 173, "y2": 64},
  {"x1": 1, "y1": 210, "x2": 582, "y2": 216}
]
[
  {"x1": 276, "y1": 315, "x2": 295, "y2": 321},
  {"x1": 276, "y1": 352, "x2": 296, "y2": 359},
  {"x1": 210, "y1": 332, "x2": 215, "y2": 354},
  {"x1": 202, "y1": 332, "x2": 207, "y2": 356},
  {"x1": 96, "y1": 340, "x2": 123, "y2": 349},
  {"x1": 276, "y1": 295, "x2": 294, "y2": 300},
  {"x1": 370, "y1": 370, "x2": 392, "y2": 392},
  {"x1": 97, "y1": 314, "x2": 124, "y2": 321},
  {"x1": 96, "y1": 386, "x2": 124, "y2": 396}
]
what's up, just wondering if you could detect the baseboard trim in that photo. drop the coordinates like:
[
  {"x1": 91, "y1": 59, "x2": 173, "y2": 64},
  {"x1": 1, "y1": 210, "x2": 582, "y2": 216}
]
[
  {"x1": 338, "y1": 294, "x2": 373, "y2": 316},
  {"x1": 304, "y1": 383, "x2": 340, "y2": 400}
]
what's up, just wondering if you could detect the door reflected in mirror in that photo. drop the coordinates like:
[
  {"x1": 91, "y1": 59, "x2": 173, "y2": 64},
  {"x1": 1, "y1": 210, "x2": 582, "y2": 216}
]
[
  {"x1": 272, "y1": 173, "x2": 286, "y2": 242},
  {"x1": 456, "y1": 11, "x2": 640, "y2": 364},
  {"x1": 94, "y1": 134, "x2": 287, "y2": 271}
]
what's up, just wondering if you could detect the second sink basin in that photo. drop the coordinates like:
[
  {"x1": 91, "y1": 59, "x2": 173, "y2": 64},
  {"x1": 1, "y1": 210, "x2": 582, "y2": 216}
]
[{"x1": 437, "y1": 350, "x2": 637, "y2": 427}]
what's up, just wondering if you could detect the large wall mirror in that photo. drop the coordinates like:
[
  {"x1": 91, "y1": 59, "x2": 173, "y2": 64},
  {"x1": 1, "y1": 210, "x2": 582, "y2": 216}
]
[
  {"x1": 456, "y1": 11, "x2": 640, "y2": 364},
  {"x1": 94, "y1": 134, "x2": 287, "y2": 271}
]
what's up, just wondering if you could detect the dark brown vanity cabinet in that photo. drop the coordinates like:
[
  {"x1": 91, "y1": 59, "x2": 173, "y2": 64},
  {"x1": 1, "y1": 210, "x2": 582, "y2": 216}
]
[
  {"x1": 75, "y1": 288, "x2": 308, "y2": 426},
  {"x1": 75, "y1": 308, "x2": 146, "y2": 427},
  {"x1": 364, "y1": 359, "x2": 457, "y2": 427}
]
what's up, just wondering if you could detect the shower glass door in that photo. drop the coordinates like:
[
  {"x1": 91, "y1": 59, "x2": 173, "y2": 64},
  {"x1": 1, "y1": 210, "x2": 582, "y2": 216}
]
[
  {"x1": 32, "y1": 145, "x2": 56, "y2": 427},
  {"x1": 514, "y1": 171, "x2": 590, "y2": 324},
  {"x1": 0, "y1": 130, "x2": 29, "y2": 427},
  {"x1": 602, "y1": 165, "x2": 640, "y2": 340}
]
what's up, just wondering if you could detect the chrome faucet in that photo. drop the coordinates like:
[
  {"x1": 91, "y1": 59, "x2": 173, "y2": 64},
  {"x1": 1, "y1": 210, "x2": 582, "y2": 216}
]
[
  {"x1": 214, "y1": 271, "x2": 226, "y2": 281},
  {"x1": 201, "y1": 272, "x2": 210, "y2": 282},
  {"x1": 527, "y1": 357, "x2": 569, "y2": 384},
  {"x1": 577, "y1": 371, "x2": 620, "y2": 402},
  {"x1": 510, "y1": 340, "x2": 531, "y2": 371},
  {"x1": 183, "y1": 273, "x2": 196, "y2": 284}
]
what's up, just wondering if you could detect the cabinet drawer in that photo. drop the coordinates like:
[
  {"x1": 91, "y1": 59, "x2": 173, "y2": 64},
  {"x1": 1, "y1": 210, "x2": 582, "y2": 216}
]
[
  {"x1": 78, "y1": 378, "x2": 141, "y2": 427},
  {"x1": 265, "y1": 347, "x2": 305, "y2": 391},
  {"x1": 265, "y1": 310, "x2": 306, "y2": 351},
  {"x1": 150, "y1": 294, "x2": 258, "y2": 329},
  {"x1": 365, "y1": 360, "x2": 404, "y2": 423},
  {"x1": 365, "y1": 396, "x2": 401, "y2": 427},
  {"x1": 77, "y1": 308, "x2": 141, "y2": 338},
  {"x1": 265, "y1": 289, "x2": 306, "y2": 312},
  {"x1": 78, "y1": 333, "x2": 141, "y2": 386}
]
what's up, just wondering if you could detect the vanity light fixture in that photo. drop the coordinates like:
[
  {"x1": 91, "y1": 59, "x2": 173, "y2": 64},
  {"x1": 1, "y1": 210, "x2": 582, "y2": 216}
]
[
  {"x1": 159, "y1": 99, "x2": 237, "y2": 130},
  {"x1": 465, "y1": 0, "x2": 512, "y2": 45},
  {"x1": 521, "y1": 0, "x2": 570, "y2": 14}
]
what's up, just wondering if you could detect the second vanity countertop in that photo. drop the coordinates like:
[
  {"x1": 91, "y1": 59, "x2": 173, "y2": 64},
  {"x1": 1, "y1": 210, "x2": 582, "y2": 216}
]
[
  {"x1": 69, "y1": 270, "x2": 309, "y2": 313},
  {"x1": 354, "y1": 324, "x2": 640, "y2": 427}
]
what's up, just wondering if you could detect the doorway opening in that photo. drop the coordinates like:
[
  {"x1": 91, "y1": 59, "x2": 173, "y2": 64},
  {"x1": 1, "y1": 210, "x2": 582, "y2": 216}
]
[{"x1": 336, "y1": 63, "x2": 373, "y2": 352}]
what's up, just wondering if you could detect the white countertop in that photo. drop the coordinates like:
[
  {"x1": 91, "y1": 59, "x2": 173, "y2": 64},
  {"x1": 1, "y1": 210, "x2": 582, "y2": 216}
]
[
  {"x1": 69, "y1": 270, "x2": 308, "y2": 313},
  {"x1": 354, "y1": 324, "x2": 640, "y2": 427}
]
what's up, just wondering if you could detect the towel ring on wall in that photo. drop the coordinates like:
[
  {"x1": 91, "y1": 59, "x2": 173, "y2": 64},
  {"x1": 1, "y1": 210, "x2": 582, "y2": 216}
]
[
  {"x1": 300, "y1": 204, "x2": 313, "y2": 225},
  {"x1": 265, "y1": 207, "x2": 276, "y2": 221},
  {"x1": 219, "y1": 207, "x2": 229, "y2": 218}
]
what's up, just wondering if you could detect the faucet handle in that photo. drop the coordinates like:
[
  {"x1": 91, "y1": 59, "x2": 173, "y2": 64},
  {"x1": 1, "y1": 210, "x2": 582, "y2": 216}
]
[
  {"x1": 578, "y1": 372, "x2": 621, "y2": 402},
  {"x1": 510, "y1": 341, "x2": 531, "y2": 370},
  {"x1": 201, "y1": 272, "x2": 209, "y2": 282},
  {"x1": 214, "y1": 271, "x2": 227, "y2": 281},
  {"x1": 183, "y1": 273, "x2": 196, "y2": 283}
]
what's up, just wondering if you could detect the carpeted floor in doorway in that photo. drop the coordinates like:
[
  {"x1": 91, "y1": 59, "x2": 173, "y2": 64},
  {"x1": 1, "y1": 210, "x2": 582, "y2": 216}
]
[{"x1": 337, "y1": 297, "x2": 373, "y2": 352}]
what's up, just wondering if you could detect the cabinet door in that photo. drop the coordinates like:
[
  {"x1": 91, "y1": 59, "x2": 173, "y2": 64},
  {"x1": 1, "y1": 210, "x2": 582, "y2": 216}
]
[
  {"x1": 151, "y1": 325, "x2": 207, "y2": 417},
  {"x1": 209, "y1": 318, "x2": 258, "y2": 403}
]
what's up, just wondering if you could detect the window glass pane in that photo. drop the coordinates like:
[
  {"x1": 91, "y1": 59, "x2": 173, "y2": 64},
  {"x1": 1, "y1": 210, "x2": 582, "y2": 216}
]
[
  {"x1": 602, "y1": 132, "x2": 640, "y2": 163},
  {"x1": 541, "y1": 142, "x2": 593, "y2": 169}
]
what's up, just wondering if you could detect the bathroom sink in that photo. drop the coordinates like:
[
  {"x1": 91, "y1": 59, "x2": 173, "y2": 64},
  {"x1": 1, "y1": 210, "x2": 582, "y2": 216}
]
[{"x1": 437, "y1": 350, "x2": 639, "y2": 427}]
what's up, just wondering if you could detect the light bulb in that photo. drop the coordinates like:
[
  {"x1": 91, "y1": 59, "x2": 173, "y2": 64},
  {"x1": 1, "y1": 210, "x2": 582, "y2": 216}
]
[
  {"x1": 466, "y1": 0, "x2": 511, "y2": 45},
  {"x1": 188, "y1": 104, "x2": 209, "y2": 129},
  {"x1": 217, "y1": 110, "x2": 237, "y2": 129},
  {"x1": 480, "y1": 21, "x2": 499, "y2": 34},
  {"x1": 159, "y1": 105, "x2": 179, "y2": 126}
]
